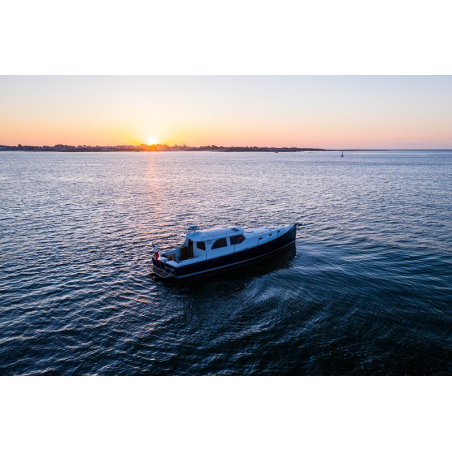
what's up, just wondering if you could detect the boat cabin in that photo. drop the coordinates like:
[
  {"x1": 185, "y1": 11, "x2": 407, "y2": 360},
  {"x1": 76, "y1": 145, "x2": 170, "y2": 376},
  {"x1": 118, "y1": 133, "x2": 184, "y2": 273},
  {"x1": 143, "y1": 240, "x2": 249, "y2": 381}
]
[{"x1": 162, "y1": 226, "x2": 246, "y2": 264}]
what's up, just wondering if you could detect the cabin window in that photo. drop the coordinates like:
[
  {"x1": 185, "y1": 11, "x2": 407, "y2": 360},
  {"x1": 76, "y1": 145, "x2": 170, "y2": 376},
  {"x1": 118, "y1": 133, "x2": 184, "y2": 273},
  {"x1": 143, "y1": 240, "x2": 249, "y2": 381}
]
[
  {"x1": 212, "y1": 238, "x2": 228, "y2": 249},
  {"x1": 230, "y1": 235, "x2": 245, "y2": 245},
  {"x1": 196, "y1": 241, "x2": 206, "y2": 251}
]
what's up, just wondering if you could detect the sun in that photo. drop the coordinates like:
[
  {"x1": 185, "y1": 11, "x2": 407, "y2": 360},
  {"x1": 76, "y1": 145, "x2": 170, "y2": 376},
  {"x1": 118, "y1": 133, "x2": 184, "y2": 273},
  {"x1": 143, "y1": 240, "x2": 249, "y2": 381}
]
[{"x1": 147, "y1": 137, "x2": 158, "y2": 145}]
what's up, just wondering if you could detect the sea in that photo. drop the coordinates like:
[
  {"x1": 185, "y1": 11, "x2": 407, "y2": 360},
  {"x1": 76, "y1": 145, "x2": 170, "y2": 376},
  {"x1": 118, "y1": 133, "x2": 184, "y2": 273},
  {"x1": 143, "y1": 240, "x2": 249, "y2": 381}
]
[{"x1": 1, "y1": 150, "x2": 451, "y2": 375}]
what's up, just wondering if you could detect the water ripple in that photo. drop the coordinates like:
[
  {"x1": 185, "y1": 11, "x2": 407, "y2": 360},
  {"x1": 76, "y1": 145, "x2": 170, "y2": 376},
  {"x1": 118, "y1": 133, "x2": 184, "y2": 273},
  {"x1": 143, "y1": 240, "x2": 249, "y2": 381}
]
[{"x1": 1, "y1": 150, "x2": 452, "y2": 375}]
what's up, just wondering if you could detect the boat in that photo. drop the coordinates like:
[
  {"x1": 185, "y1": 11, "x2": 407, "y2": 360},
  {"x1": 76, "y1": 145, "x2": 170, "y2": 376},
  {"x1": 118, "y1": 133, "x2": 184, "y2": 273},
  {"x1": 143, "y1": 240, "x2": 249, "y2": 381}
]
[
  {"x1": 341, "y1": 151, "x2": 344, "y2": 157},
  {"x1": 151, "y1": 223, "x2": 298, "y2": 279}
]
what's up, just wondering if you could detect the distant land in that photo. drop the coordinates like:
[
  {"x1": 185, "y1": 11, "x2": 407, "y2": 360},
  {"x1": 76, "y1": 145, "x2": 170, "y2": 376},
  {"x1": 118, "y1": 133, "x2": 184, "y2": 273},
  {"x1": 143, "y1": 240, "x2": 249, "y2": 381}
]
[
  {"x1": 0, "y1": 144, "x2": 325, "y2": 152},
  {"x1": 1, "y1": 144, "x2": 449, "y2": 153}
]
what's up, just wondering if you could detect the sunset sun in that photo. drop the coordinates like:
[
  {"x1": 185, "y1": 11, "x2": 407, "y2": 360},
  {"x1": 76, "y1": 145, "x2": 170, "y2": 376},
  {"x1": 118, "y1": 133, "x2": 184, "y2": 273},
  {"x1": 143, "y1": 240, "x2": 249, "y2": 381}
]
[{"x1": 147, "y1": 137, "x2": 158, "y2": 145}]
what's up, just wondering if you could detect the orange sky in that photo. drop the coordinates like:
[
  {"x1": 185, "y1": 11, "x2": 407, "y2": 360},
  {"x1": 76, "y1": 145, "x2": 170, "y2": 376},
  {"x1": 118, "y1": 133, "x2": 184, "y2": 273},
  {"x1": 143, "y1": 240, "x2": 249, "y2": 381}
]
[{"x1": 1, "y1": 76, "x2": 452, "y2": 149}]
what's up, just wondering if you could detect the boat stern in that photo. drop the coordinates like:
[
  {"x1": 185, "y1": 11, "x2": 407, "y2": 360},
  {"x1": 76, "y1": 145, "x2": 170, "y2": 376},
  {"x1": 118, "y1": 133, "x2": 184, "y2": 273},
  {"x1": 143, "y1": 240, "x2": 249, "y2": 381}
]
[{"x1": 152, "y1": 258, "x2": 178, "y2": 278}]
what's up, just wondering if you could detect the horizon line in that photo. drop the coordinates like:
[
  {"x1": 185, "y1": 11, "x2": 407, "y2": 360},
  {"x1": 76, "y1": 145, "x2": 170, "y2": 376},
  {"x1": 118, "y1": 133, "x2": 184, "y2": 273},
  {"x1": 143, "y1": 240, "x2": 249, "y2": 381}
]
[{"x1": 2, "y1": 144, "x2": 452, "y2": 152}]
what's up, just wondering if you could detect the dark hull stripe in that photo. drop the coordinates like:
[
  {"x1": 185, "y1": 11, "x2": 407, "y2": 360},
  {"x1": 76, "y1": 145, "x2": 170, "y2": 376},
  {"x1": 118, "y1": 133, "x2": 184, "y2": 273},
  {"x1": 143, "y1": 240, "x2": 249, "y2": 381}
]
[
  {"x1": 153, "y1": 225, "x2": 296, "y2": 279},
  {"x1": 177, "y1": 240, "x2": 295, "y2": 279}
]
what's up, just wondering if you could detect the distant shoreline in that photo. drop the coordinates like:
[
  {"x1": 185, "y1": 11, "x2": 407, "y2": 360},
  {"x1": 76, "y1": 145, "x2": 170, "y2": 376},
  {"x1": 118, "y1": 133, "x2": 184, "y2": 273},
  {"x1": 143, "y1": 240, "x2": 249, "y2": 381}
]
[
  {"x1": 0, "y1": 145, "x2": 324, "y2": 153},
  {"x1": 1, "y1": 147, "x2": 451, "y2": 153}
]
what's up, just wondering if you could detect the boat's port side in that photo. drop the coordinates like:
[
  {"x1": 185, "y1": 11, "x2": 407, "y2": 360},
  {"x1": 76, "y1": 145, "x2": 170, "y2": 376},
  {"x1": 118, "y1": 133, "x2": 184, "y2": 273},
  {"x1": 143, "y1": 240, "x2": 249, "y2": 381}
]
[
  {"x1": 153, "y1": 224, "x2": 297, "y2": 279},
  {"x1": 175, "y1": 224, "x2": 296, "y2": 278}
]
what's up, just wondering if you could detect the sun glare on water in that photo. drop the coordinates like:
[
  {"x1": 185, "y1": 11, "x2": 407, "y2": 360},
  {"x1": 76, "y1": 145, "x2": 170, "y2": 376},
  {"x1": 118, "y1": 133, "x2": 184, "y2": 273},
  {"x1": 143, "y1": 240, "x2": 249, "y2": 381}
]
[{"x1": 147, "y1": 137, "x2": 158, "y2": 145}]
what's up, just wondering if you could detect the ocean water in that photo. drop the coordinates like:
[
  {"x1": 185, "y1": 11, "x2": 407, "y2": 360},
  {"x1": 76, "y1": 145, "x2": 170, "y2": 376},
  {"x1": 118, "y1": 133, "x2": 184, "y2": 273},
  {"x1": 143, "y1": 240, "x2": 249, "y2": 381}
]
[{"x1": 1, "y1": 150, "x2": 451, "y2": 375}]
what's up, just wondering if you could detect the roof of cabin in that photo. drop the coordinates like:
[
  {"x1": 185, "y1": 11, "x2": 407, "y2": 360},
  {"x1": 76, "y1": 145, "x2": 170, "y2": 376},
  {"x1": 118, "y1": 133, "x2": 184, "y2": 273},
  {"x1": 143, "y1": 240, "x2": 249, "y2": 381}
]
[{"x1": 186, "y1": 226, "x2": 245, "y2": 241}]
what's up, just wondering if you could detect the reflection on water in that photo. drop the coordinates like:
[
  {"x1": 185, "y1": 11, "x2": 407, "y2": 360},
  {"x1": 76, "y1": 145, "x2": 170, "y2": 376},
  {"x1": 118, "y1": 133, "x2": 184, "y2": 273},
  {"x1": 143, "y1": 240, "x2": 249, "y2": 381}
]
[{"x1": 1, "y1": 150, "x2": 452, "y2": 375}]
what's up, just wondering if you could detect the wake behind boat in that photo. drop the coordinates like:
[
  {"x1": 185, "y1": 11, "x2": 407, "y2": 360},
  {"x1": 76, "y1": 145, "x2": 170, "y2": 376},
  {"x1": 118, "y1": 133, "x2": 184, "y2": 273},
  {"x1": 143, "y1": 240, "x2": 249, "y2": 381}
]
[{"x1": 151, "y1": 223, "x2": 298, "y2": 279}]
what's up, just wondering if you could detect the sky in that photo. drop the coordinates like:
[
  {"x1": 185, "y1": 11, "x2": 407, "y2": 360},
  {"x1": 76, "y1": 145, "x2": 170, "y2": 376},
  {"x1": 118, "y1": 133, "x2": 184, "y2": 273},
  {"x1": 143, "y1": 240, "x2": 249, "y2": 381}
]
[{"x1": 1, "y1": 76, "x2": 452, "y2": 149}]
